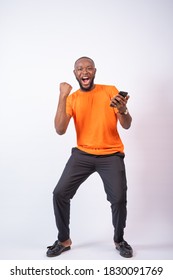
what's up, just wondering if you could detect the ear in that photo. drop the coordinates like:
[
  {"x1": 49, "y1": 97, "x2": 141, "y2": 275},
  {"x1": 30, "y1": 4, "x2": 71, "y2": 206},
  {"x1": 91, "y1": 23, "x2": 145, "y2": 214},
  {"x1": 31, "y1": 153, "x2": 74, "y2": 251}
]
[{"x1": 73, "y1": 69, "x2": 77, "y2": 77}]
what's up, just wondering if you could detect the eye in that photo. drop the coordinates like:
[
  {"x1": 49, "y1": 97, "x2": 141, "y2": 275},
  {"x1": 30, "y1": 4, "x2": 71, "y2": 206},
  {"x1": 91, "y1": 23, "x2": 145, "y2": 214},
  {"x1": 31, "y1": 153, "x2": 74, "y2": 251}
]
[
  {"x1": 87, "y1": 67, "x2": 93, "y2": 71},
  {"x1": 76, "y1": 66, "x2": 94, "y2": 72},
  {"x1": 76, "y1": 67, "x2": 83, "y2": 72}
]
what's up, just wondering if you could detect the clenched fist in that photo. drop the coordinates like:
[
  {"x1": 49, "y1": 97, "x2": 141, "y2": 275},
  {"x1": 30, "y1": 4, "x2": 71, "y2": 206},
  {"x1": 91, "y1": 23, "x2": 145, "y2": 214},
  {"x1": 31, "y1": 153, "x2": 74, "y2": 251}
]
[{"x1": 59, "y1": 82, "x2": 72, "y2": 97}]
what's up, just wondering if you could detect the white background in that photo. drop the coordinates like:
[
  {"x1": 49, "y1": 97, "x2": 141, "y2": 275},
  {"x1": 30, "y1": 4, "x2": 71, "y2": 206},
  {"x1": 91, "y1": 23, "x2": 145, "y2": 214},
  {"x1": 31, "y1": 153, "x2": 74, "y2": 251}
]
[{"x1": 0, "y1": 0, "x2": 173, "y2": 260}]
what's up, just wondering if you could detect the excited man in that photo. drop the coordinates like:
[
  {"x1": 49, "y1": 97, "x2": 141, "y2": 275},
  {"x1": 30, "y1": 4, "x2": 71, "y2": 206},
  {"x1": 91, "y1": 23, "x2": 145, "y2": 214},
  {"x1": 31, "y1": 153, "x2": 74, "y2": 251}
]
[{"x1": 47, "y1": 56, "x2": 133, "y2": 258}]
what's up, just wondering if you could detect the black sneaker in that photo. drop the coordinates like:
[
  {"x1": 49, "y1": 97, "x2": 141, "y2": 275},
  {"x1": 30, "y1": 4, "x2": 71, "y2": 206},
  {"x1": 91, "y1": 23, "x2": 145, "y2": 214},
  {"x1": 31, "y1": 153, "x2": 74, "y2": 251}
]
[
  {"x1": 115, "y1": 240, "x2": 133, "y2": 258},
  {"x1": 46, "y1": 240, "x2": 71, "y2": 257}
]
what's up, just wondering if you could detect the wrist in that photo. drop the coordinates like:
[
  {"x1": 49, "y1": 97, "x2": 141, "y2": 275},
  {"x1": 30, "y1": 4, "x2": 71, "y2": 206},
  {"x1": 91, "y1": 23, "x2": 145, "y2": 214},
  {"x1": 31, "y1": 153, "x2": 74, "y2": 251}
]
[
  {"x1": 118, "y1": 108, "x2": 129, "y2": 115},
  {"x1": 59, "y1": 93, "x2": 68, "y2": 101}
]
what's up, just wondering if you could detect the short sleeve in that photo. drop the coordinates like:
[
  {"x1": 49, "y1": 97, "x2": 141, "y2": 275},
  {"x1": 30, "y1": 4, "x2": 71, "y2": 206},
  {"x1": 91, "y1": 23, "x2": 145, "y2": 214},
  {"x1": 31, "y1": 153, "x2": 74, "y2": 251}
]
[
  {"x1": 66, "y1": 95, "x2": 73, "y2": 117},
  {"x1": 110, "y1": 85, "x2": 119, "y2": 97},
  {"x1": 109, "y1": 85, "x2": 119, "y2": 114}
]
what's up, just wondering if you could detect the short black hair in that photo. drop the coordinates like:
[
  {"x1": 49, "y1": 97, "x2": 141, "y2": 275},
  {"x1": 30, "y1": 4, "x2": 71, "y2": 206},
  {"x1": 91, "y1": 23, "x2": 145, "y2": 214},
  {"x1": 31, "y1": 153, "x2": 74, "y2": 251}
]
[{"x1": 74, "y1": 56, "x2": 95, "y2": 68}]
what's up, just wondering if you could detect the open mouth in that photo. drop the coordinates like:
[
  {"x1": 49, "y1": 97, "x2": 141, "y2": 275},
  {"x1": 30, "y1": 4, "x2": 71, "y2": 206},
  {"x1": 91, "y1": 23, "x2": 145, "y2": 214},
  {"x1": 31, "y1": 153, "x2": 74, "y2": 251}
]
[{"x1": 81, "y1": 77, "x2": 90, "y2": 86}]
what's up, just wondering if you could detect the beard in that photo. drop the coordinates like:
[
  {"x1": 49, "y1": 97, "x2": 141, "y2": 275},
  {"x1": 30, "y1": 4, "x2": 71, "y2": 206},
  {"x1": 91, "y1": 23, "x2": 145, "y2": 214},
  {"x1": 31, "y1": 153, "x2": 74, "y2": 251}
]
[{"x1": 77, "y1": 77, "x2": 95, "y2": 92}]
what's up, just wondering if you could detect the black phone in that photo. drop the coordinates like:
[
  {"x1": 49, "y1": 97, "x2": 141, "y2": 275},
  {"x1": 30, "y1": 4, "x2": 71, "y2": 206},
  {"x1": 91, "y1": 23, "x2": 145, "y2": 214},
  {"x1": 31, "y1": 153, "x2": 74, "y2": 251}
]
[{"x1": 119, "y1": 91, "x2": 128, "y2": 97}]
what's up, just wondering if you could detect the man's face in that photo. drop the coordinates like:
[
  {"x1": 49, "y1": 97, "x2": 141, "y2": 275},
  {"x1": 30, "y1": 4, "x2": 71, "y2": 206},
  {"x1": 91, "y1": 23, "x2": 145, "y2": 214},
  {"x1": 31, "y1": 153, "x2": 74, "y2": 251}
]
[{"x1": 73, "y1": 58, "x2": 96, "y2": 91}]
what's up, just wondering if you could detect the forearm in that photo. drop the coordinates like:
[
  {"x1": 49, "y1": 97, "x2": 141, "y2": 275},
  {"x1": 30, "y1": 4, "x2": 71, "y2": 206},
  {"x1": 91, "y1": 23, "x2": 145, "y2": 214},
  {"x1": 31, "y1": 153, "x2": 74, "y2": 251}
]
[
  {"x1": 117, "y1": 110, "x2": 132, "y2": 129},
  {"x1": 110, "y1": 93, "x2": 132, "y2": 129},
  {"x1": 54, "y1": 95, "x2": 71, "y2": 135}
]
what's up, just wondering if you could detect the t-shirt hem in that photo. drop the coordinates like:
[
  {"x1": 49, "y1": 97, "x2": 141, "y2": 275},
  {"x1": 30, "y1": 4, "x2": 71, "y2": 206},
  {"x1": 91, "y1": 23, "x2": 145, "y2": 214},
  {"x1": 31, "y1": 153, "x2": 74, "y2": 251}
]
[{"x1": 77, "y1": 146, "x2": 124, "y2": 155}]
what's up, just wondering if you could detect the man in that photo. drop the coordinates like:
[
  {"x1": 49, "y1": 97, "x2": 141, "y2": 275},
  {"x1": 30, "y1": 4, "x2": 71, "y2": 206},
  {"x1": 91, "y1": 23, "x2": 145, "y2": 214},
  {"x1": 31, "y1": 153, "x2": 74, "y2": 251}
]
[{"x1": 47, "y1": 56, "x2": 133, "y2": 258}]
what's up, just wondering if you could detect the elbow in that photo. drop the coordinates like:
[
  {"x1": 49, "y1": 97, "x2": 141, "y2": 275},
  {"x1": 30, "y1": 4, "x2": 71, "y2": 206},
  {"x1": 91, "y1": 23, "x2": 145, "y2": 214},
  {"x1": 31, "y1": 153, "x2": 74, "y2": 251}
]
[
  {"x1": 54, "y1": 121, "x2": 67, "y2": 135},
  {"x1": 54, "y1": 123, "x2": 67, "y2": 135},
  {"x1": 122, "y1": 125, "x2": 130, "y2": 130},
  {"x1": 54, "y1": 116, "x2": 70, "y2": 135},
  {"x1": 122, "y1": 118, "x2": 132, "y2": 129},
  {"x1": 123, "y1": 123, "x2": 131, "y2": 129},
  {"x1": 124, "y1": 125, "x2": 131, "y2": 130},
  {"x1": 55, "y1": 127, "x2": 66, "y2": 135}
]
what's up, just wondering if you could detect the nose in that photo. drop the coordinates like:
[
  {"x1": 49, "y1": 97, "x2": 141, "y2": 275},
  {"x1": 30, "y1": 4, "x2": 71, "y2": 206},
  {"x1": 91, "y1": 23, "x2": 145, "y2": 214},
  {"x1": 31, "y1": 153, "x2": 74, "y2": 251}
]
[{"x1": 82, "y1": 67, "x2": 88, "y2": 73}]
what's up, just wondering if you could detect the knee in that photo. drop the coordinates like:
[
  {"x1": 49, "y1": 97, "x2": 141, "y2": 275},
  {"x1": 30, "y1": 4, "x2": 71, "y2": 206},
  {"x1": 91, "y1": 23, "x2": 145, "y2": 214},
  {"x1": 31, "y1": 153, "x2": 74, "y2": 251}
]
[
  {"x1": 53, "y1": 184, "x2": 66, "y2": 200},
  {"x1": 53, "y1": 180, "x2": 78, "y2": 201},
  {"x1": 108, "y1": 192, "x2": 127, "y2": 205}
]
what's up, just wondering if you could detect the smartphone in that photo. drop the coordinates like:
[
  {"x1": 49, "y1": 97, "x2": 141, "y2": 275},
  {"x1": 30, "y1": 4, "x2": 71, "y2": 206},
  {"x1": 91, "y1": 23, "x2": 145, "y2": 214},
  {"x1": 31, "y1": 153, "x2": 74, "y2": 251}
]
[{"x1": 119, "y1": 91, "x2": 128, "y2": 98}]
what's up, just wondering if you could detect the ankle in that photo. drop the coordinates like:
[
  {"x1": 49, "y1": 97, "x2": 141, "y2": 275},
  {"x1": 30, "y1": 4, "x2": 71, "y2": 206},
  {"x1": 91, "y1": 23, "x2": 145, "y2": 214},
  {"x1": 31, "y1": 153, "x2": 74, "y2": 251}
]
[{"x1": 60, "y1": 239, "x2": 72, "y2": 247}]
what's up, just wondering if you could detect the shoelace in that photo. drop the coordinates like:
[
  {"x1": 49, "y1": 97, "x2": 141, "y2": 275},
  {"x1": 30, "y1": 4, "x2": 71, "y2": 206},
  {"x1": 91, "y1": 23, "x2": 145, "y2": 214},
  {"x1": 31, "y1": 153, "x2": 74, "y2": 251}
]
[
  {"x1": 119, "y1": 241, "x2": 127, "y2": 246},
  {"x1": 47, "y1": 240, "x2": 59, "y2": 249}
]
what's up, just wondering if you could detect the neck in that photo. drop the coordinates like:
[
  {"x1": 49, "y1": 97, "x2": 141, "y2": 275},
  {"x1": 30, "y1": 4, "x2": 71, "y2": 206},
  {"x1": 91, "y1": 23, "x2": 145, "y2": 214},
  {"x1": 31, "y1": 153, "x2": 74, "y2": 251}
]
[{"x1": 80, "y1": 83, "x2": 95, "y2": 92}]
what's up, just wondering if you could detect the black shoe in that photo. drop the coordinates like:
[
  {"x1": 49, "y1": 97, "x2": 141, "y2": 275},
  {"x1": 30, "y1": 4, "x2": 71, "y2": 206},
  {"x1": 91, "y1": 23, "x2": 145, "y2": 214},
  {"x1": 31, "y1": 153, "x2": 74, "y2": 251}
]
[
  {"x1": 46, "y1": 240, "x2": 71, "y2": 257},
  {"x1": 115, "y1": 240, "x2": 133, "y2": 258}
]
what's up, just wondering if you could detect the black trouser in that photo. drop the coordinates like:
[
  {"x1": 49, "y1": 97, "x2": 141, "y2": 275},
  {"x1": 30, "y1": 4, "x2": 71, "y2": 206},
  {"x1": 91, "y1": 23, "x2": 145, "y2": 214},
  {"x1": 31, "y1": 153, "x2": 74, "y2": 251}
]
[{"x1": 53, "y1": 148, "x2": 127, "y2": 243}]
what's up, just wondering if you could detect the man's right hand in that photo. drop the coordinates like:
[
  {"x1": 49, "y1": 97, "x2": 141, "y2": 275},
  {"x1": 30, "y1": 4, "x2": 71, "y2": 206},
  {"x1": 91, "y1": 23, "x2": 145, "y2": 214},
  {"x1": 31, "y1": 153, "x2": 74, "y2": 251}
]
[{"x1": 60, "y1": 82, "x2": 72, "y2": 97}]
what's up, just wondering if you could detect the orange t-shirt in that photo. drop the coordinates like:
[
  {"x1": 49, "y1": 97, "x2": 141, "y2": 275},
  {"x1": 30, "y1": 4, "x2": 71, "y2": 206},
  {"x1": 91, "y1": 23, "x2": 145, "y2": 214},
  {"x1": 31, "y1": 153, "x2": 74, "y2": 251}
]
[{"x1": 66, "y1": 84, "x2": 124, "y2": 155}]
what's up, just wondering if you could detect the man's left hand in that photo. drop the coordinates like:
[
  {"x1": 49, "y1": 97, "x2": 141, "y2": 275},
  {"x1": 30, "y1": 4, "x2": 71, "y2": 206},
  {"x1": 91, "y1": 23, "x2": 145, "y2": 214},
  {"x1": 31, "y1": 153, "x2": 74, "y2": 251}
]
[{"x1": 110, "y1": 94, "x2": 129, "y2": 113}]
